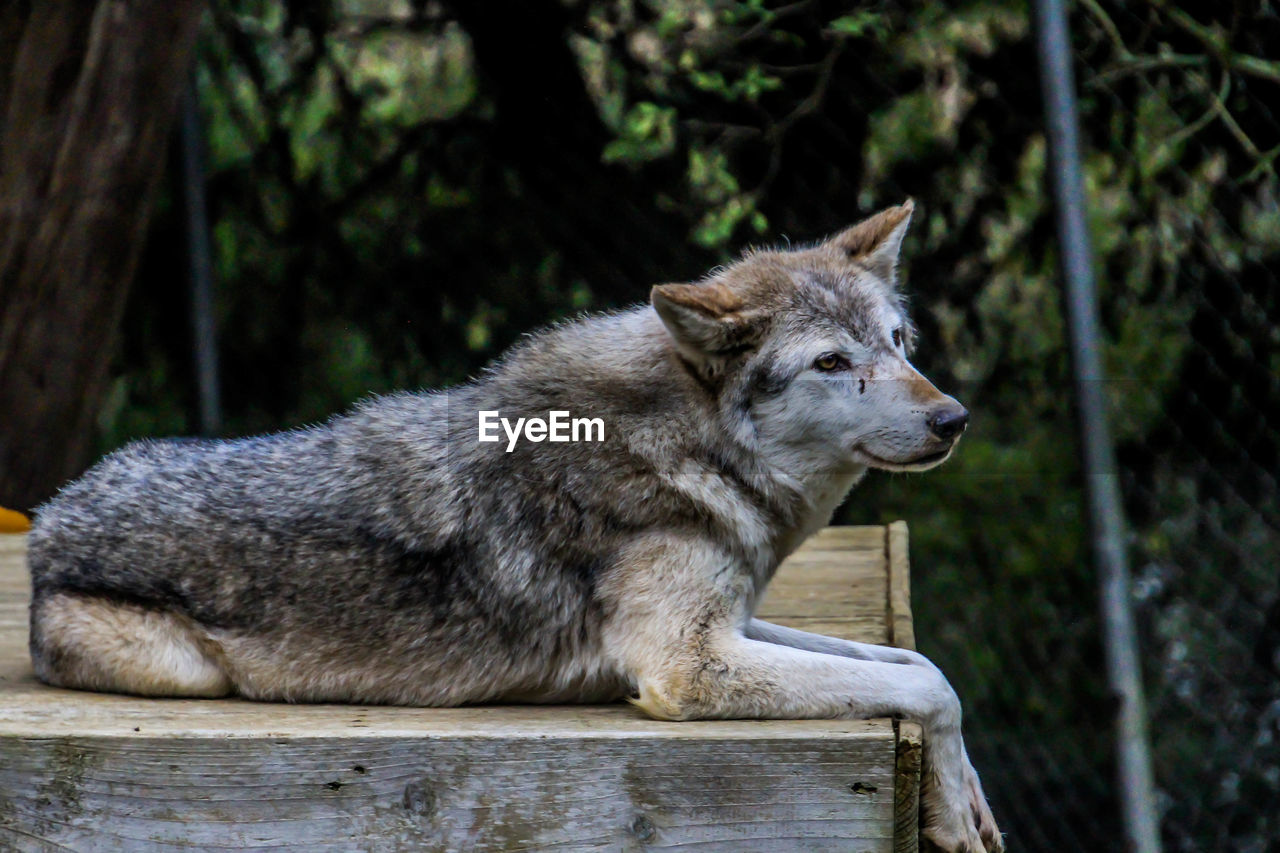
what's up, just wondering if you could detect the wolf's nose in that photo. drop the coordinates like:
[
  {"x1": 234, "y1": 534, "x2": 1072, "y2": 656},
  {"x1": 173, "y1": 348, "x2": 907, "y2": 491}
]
[{"x1": 927, "y1": 406, "x2": 970, "y2": 441}]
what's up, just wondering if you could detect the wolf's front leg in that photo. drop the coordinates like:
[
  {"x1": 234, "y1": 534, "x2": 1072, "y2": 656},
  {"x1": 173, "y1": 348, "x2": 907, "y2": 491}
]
[
  {"x1": 747, "y1": 617, "x2": 940, "y2": 665},
  {"x1": 635, "y1": 636, "x2": 996, "y2": 852},
  {"x1": 602, "y1": 545, "x2": 1001, "y2": 853},
  {"x1": 748, "y1": 618, "x2": 1002, "y2": 851},
  {"x1": 747, "y1": 614, "x2": 998, "y2": 845}
]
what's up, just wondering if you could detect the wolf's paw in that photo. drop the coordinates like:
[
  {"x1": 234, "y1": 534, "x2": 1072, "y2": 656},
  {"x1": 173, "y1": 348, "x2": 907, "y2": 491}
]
[
  {"x1": 923, "y1": 828, "x2": 983, "y2": 853},
  {"x1": 922, "y1": 810, "x2": 989, "y2": 853},
  {"x1": 965, "y1": 763, "x2": 1003, "y2": 852},
  {"x1": 921, "y1": 764, "x2": 1003, "y2": 853}
]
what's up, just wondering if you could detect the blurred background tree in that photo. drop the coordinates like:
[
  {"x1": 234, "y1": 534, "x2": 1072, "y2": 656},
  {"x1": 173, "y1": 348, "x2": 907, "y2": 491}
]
[
  {"x1": 10, "y1": 0, "x2": 1280, "y2": 849},
  {"x1": 0, "y1": 0, "x2": 205, "y2": 511}
]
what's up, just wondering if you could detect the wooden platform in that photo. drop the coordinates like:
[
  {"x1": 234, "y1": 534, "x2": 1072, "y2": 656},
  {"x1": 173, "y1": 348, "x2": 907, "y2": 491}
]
[{"x1": 0, "y1": 524, "x2": 922, "y2": 851}]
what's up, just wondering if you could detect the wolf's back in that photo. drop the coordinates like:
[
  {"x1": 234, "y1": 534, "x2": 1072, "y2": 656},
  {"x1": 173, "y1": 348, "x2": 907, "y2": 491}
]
[{"x1": 27, "y1": 428, "x2": 363, "y2": 621}]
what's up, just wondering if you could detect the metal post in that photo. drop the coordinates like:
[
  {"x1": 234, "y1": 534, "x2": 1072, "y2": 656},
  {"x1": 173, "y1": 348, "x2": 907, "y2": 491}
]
[
  {"x1": 1030, "y1": 1, "x2": 1162, "y2": 851},
  {"x1": 179, "y1": 75, "x2": 222, "y2": 437}
]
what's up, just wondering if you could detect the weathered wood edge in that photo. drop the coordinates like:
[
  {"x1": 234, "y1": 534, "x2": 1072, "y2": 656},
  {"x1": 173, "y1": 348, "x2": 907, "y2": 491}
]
[
  {"x1": 0, "y1": 534, "x2": 23, "y2": 559},
  {"x1": 886, "y1": 520, "x2": 915, "y2": 652},
  {"x1": 0, "y1": 731, "x2": 902, "y2": 852},
  {"x1": 888, "y1": 521, "x2": 923, "y2": 852},
  {"x1": 893, "y1": 719, "x2": 924, "y2": 853}
]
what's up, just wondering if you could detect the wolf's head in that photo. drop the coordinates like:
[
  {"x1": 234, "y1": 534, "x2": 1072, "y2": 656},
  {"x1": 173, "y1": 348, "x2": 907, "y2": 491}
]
[{"x1": 652, "y1": 201, "x2": 967, "y2": 476}]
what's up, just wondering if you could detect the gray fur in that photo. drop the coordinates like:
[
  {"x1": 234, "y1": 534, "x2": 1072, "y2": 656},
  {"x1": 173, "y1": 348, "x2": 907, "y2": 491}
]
[{"x1": 29, "y1": 306, "x2": 810, "y2": 704}]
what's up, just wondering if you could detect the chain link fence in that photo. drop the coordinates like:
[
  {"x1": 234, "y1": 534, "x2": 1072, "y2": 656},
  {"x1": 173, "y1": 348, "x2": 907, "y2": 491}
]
[
  {"x1": 1076, "y1": 3, "x2": 1280, "y2": 849},
  {"x1": 112, "y1": 1, "x2": 1280, "y2": 849}
]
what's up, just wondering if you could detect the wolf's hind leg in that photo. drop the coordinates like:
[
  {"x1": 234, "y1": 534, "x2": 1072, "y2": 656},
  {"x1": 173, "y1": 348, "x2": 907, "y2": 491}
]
[{"x1": 30, "y1": 593, "x2": 233, "y2": 698}]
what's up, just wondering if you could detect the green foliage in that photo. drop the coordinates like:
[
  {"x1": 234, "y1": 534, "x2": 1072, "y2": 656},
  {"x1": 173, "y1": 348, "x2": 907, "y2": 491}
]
[
  {"x1": 826, "y1": 11, "x2": 889, "y2": 40},
  {"x1": 602, "y1": 101, "x2": 677, "y2": 163},
  {"x1": 687, "y1": 146, "x2": 766, "y2": 246}
]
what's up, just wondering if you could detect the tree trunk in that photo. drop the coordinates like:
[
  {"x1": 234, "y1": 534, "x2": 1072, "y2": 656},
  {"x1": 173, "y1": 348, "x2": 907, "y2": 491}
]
[{"x1": 0, "y1": 0, "x2": 205, "y2": 512}]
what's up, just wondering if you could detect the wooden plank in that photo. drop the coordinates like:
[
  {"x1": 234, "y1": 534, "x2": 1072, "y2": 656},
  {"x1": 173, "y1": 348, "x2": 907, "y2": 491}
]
[
  {"x1": 888, "y1": 524, "x2": 922, "y2": 851},
  {"x1": 0, "y1": 526, "x2": 919, "y2": 850},
  {"x1": 0, "y1": 732, "x2": 898, "y2": 851},
  {"x1": 893, "y1": 721, "x2": 924, "y2": 853},
  {"x1": 886, "y1": 520, "x2": 915, "y2": 651},
  {"x1": 0, "y1": 535, "x2": 25, "y2": 697},
  {"x1": 756, "y1": 525, "x2": 888, "y2": 643}
]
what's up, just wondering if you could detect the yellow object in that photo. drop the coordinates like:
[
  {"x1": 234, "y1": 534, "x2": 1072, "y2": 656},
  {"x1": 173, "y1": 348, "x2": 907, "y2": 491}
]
[{"x1": 0, "y1": 507, "x2": 30, "y2": 533}]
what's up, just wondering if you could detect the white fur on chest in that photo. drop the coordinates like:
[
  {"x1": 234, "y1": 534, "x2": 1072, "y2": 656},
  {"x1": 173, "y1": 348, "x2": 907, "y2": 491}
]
[{"x1": 778, "y1": 465, "x2": 866, "y2": 559}]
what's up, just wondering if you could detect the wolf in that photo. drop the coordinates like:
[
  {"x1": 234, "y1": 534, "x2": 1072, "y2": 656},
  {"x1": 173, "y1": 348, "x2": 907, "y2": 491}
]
[{"x1": 28, "y1": 201, "x2": 1001, "y2": 851}]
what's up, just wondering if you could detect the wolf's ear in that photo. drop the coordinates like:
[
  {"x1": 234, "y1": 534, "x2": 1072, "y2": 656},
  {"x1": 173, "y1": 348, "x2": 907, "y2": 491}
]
[
  {"x1": 652, "y1": 281, "x2": 758, "y2": 361},
  {"x1": 826, "y1": 199, "x2": 914, "y2": 285}
]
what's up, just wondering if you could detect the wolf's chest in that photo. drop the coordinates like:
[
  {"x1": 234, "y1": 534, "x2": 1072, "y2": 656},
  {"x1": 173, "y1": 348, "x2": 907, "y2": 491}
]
[{"x1": 778, "y1": 467, "x2": 866, "y2": 558}]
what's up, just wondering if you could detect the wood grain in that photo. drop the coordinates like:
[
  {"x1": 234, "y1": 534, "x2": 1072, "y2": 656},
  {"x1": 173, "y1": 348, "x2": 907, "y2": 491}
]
[
  {"x1": 0, "y1": 731, "x2": 899, "y2": 852},
  {"x1": 756, "y1": 525, "x2": 889, "y2": 643},
  {"x1": 886, "y1": 521, "x2": 916, "y2": 652},
  {"x1": 0, "y1": 526, "x2": 920, "y2": 850},
  {"x1": 893, "y1": 721, "x2": 924, "y2": 853}
]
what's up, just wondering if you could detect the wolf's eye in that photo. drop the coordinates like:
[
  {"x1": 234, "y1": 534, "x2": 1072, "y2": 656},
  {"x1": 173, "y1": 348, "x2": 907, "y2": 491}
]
[
  {"x1": 892, "y1": 328, "x2": 903, "y2": 348},
  {"x1": 814, "y1": 353, "x2": 849, "y2": 372}
]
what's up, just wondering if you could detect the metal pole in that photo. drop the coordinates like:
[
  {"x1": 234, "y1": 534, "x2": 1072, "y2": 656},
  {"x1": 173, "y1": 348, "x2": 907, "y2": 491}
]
[
  {"x1": 178, "y1": 75, "x2": 222, "y2": 436},
  {"x1": 1030, "y1": 1, "x2": 1162, "y2": 851}
]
